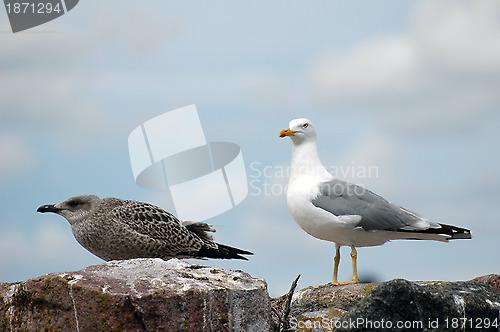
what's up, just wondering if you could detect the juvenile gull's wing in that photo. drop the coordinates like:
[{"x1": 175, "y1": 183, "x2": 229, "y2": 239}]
[{"x1": 108, "y1": 199, "x2": 217, "y2": 253}]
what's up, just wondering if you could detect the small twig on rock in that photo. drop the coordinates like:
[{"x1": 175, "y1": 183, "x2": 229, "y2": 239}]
[{"x1": 279, "y1": 274, "x2": 301, "y2": 331}]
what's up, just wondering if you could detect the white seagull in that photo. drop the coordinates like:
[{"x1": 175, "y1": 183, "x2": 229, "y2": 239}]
[{"x1": 279, "y1": 118, "x2": 471, "y2": 285}]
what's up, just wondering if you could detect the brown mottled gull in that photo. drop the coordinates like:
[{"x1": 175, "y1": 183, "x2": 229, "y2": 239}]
[{"x1": 37, "y1": 195, "x2": 252, "y2": 261}]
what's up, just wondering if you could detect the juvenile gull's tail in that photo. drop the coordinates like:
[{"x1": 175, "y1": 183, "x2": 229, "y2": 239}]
[
  {"x1": 184, "y1": 222, "x2": 253, "y2": 260},
  {"x1": 193, "y1": 243, "x2": 253, "y2": 260}
]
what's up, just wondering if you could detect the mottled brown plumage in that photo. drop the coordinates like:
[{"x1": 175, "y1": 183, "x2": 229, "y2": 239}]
[{"x1": 37, "y1": 195, "x2": 252, "y2": 261}]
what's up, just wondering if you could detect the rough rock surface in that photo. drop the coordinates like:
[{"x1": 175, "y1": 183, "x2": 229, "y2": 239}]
[
  {"x1": 473, "y1": 274, "x2": 500, "y2": 293},
  {"x1": 272, "y1": 282, "x2": 375, "y2": 328},
  {"x1": 3, "y1": 265, "x2": 499, "y2": 332},
  {"x1": 273, "y1": 278, "x2": 500, "y2": 331},
  {"x1": 0, "y1": 258, "x2": 271, "y2": 332},
  {"x1": 335, "y1": 279, "x2": 500, "y2": 332}
]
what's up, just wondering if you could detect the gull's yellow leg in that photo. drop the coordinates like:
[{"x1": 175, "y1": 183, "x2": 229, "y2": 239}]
[
  {"x1": 332, "y1": 244, "x2": 341, "y2": 284},
  {"x1": 350, "y1": 245, "x2": 360, "y2": 284},
  {"x1": 331, "y1": 245, "x2": 359, "y2": 286}
]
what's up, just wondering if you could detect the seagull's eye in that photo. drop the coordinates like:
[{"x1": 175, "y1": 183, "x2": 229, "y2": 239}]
[
  {"x1": 67, "y1": 200, "x2": 81, "y2": 207},
  {"x1": 303, "y1": 123, "x2": 308, "y2": 128}
]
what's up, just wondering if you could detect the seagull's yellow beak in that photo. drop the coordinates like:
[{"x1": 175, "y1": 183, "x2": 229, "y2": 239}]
[{"x1": 279, "y1": 128, "x2": 297, "y2": 138}]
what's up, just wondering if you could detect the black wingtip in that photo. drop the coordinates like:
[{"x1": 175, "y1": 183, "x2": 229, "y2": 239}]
[
  {"x1": 447, "y1": 224, "x2": 472, "y2": 240},
  {"x1": 183, "y1": 222, "x2": 253, "y2": 260},
  {"x1": 433, "y1": 223, "x2": 472, "y2": 239},
  {"x1": 399, "y1": 223, "x2": 472, "y2": 240},
  {"x1": 193, "y1": 243, "x2": 253, "y2": 260}
]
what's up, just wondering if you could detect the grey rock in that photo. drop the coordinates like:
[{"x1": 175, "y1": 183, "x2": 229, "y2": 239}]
[
  {"x1": 473, "y1": 274, "x2": 500, "y2": 293},
  {"x1": 273, "y1": 278, "x2": 500, "y2": 332},
  {"x1": 273, "y1": 279, "x2": 500, "y2": 331},
  {"x1": 3, "y1": 263, "x2": 499, "y2": 332},
  {"x1": 0, "y1": 258, "x2": 271, "y2": 332},
  {"x1": 272, "y1": 282, "x2": 377, "y2": 331},
  {"x1": 335, "y1": 279, "x2": 500, "y2": 331}
]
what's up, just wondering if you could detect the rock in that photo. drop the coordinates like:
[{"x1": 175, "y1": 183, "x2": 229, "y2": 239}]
[
  {"x1": 0, "y1": 258, "x2": 271, "y2": 332},
  {"x1": 336, "y1": 279, "x2": 500, "y2": 331},
  {"x1": 272, "y1": 282, "x2": 378, "y2": 331},
  {"x1": 3, "y1": 265, "x2": 500, "y2": 332},
  {"x1": 273, "y1": 279, "x2": 500, "y2": 331},
  {"x1": 271, "y1": 282, "x2": 376, "y2": 329},
  {"x1": 473, "y1": 274, "x2": 500, "y2": 293}
]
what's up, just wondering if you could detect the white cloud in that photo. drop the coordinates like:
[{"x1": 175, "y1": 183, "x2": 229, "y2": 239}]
[
  {"x1": 86, "y1": 2, "x2": 181, "y2": 60},
  {"x1": 310, "y1": 0, "x2": 500, "y2": 133},
  {"x1": 414, "y1": 0, "x2": 500, "y2": 75},
  {"x1": 0, "y1": 32, "x2": 79, "y2": 122},
  {"x1": 312, "y1": 36, "x2": 423, "y2": 103},
  {"x1": 0, "y1": 31, "x2": 122, "y2": 151}
]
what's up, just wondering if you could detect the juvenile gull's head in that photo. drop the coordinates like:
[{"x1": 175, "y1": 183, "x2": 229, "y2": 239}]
[{"x1": 37, "y1": 195, "x2": 102, "y2": 225}]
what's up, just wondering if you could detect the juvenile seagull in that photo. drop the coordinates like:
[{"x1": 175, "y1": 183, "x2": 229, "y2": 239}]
[
  {"x1": 279, "y1": 118, "x2": 471, "y2": 285},
  {"x1": 37, "y1": 195, "x2": 252, "y2": 261}
]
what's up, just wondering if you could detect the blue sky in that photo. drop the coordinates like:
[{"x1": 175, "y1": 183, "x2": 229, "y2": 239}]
[{"x1": 1, "y1": 0, "x2": 499, "y2": 297}]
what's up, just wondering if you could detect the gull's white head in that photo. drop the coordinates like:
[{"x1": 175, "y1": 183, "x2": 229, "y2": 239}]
[{"x1": 279, "y1": 118, "x2": 317, "y2": 144}]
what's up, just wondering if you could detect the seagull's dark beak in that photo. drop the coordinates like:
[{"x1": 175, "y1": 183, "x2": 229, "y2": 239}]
[
  {"x1": 37, "y1": 204, "x2": 62, "y2": 214},
  {"x1": 279, "y1": 128, "x2": 297, "y2": 138}
]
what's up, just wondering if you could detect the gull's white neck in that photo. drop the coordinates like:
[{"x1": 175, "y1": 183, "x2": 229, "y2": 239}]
[{"x1": 289, "y1": 139, "x2": 332, "y2": 184}]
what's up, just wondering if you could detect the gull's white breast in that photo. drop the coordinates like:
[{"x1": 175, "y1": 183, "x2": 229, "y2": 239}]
[{"x1": 286, "y1": 177, "x2": 395, "y2": 247}]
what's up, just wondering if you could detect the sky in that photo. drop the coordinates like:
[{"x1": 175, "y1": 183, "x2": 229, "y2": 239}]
[{"x1": 1, "y1": 0, "x2": 499, "y2": 298}]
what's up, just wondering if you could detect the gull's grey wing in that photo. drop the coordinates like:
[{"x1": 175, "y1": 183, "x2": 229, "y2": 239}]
[
  {"x1": 311, "y1": 179, "x2": 432, "y2": 232},
  {"x1": 108, "y1": 200, "x2": 217, "y2": 252}
]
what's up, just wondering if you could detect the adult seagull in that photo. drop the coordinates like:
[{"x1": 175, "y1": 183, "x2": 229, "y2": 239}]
[{"x1": 279, "y1": 118, "x2": 471, "y2": 285}]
